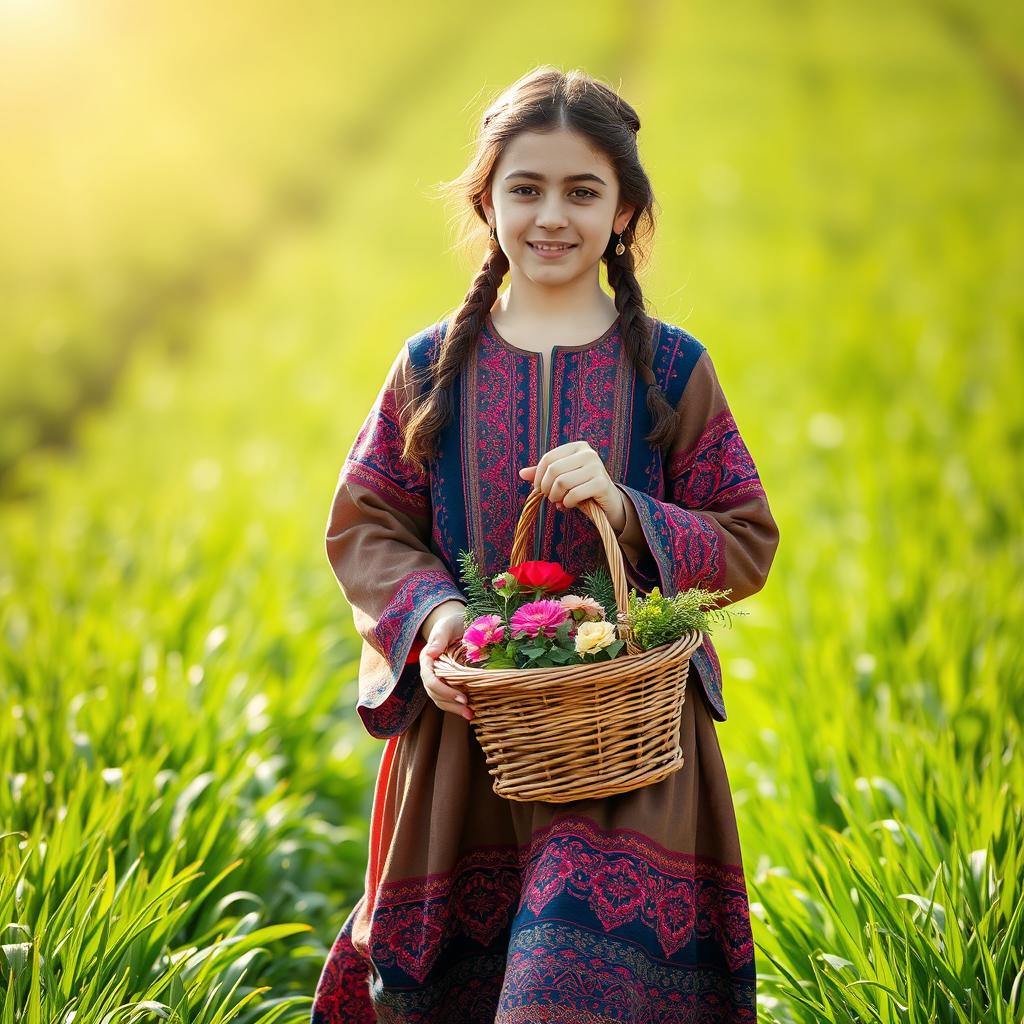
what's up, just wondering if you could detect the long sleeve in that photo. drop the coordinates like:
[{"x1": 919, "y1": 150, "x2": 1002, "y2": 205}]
[
  {"x1": 615, "y1": 349, "x2": 780, "y2": 607},
  {"x1": 325, "y1": 341, "x2": 466, "y2": 739}
]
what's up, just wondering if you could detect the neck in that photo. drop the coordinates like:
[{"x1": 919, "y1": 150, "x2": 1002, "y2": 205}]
[{"x1": 492, "y1": 276, "x2": 618, "y2": 332}]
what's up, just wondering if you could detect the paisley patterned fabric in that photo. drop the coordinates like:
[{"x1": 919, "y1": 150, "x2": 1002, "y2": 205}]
[{"x1": 315, "y1": 312, "x2": 779, "y2": 1020}]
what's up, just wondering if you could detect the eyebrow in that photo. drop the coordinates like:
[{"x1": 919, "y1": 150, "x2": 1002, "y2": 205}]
[{"x1": 503, "y1": 170, "x2": 608, "y2": 186}]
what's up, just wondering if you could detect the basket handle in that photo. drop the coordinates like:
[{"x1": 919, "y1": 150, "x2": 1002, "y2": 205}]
[{"x1": 508, "y1": 488, "x2": 643, "y2": 657}]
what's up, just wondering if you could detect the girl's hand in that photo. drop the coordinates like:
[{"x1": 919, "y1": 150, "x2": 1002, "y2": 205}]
[
  {"x1": 420, "y1": 608, "x2": 474, "y2": 721},
  {"x1": 518, "y1": 440, "x2": 627, "y2": 531}
]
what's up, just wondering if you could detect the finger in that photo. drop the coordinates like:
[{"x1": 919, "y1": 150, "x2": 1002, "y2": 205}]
[
  {"x1": 420, "y1": 653, "x2": 468, "y2": 705},
  {"x1": 537, "y1": 450, "x2": 588, "y2": 495},
  {"x1": 431, "y1": 680, "x2": 469, "y2": 706},
  {"x1": 531, "y1": 453, "x2": 547, "y2": 490},
  {"x1": 441, "y1": 701, "x2": 474, "y2": 720},
  {"x1": 559, "y1": 479, "x2": 604, "y2": 510},
  {"x1": 547, "y1": 467, "x2": 596, "y2": 504},
  {"x1": 532, "y1": 448, "x2": 581, "y2": 491},
  {"x1": 419, "y1": 650, "x2": 439, "y2": 691},
  {"x1": 422, "y1": 683, "x2": 473, "y2": 720}
]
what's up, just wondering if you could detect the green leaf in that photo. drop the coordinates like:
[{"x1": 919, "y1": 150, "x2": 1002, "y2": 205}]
[{"x1": 483, "y1": 653, "x2": 516, "y2": 669}]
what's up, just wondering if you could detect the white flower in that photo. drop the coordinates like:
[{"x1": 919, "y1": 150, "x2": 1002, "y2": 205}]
[{"x1": 574, "y1": 620, "x2": 616, "y2": 655}]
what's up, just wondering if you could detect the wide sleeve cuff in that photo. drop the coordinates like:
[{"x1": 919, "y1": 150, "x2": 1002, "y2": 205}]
[
  {"x1": 612, "y1": 482, "x2": 663, "y2": 593},
  {"x1": 353, "y1": 569, "x2": 466, "y2": 739},
  {"x1": 616, "y1": 482, "x2": 727, "y2": 593}
]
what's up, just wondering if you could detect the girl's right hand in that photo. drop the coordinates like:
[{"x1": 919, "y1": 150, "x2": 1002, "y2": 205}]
[{"x1": 420, "y1": 609, "x2": 473, "y2": 721}]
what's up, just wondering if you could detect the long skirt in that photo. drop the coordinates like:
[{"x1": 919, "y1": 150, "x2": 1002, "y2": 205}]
[{"x1": 311, "y1": 681, "x2": 757, "y2": 1023}]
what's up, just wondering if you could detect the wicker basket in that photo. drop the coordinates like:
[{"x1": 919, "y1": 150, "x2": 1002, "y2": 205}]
[{"x1": 434, "y1": 486, "x2": 703, "y2": 803}]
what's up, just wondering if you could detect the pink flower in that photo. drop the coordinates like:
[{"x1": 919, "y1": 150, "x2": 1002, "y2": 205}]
[
  {"x1": 559, "y1": 594, "x2": 606, "y2": 622},
  {"x1": 508, "y1": 599, "x2": 569, "y2": 639},
  {"x1": 462, "y1": 614, "x2": 505, "y2": 663}
]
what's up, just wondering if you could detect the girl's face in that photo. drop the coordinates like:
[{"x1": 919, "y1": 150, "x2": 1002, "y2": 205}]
[{"x1": 483, "y1": 128, "x2": 634, "y2": 285}]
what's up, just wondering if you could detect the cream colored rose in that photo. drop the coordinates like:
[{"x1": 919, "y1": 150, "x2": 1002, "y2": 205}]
[{"x1": 574, "y1": 620, "x2": 616, "y2": 655}]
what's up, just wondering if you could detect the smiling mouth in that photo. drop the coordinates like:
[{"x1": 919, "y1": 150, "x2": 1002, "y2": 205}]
[{"x1": 528, "y1": 242, "x2": 576, "y2": 253}]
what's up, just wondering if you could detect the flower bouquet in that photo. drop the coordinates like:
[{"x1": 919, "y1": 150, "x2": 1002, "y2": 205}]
[
  {"x1": 432, "y1": 487, "x2": 741, "y2": 804},
  {"x1": 456, "y1": 551, "x2": 741, "y2": 671}
]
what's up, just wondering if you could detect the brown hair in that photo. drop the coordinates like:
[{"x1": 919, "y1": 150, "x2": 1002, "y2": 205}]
[{"x1": 400, "y1": 65, "x2": 678, "y2": 473}]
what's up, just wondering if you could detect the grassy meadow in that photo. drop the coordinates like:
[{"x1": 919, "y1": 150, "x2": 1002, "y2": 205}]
[{"x1": 1, "y1": 1, "x2": 1021, "y2": 1021}]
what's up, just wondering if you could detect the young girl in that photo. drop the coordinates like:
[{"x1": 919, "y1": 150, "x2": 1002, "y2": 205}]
[{"x1": 312, "y1": 66, "x2": 779, "y2": 1024}]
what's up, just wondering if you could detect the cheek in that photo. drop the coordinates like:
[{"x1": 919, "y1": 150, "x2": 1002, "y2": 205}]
[
  {"x1": 500, "y1": 208, "x2": 533, "y2": 234},
  {"x1": 584, "y1": 209, "x2": 616, "y2": 236}
]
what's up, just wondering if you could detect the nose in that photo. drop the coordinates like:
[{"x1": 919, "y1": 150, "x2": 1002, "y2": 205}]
[{"x1": 535, "y1": 196, "x2": 570, "y2": 228}]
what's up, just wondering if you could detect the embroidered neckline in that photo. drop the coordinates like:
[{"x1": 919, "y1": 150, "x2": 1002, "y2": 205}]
[{"x1": 483, "y1": 311, "x2": 621, "y2": 355}]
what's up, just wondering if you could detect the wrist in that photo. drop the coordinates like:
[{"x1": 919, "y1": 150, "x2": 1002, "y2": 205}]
[
  {"x1": 609, "y1": 485, "x2": 628, "y2": 535},
  {"x1": 421, "y1": 599, "x2": 467, "y2": 641}
]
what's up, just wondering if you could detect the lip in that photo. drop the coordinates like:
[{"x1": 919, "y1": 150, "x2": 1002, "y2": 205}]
[{"x1": 528, "y1": 241, "x2": 576, "y2": 259}]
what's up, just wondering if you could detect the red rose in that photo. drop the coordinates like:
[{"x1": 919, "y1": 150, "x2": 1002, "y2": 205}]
[{"x1": 507, "y1": 559, "x2": 575, "y2": 593}]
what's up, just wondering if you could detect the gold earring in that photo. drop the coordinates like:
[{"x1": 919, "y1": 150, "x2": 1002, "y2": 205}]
[
  {"x1": 489, "y1": 223, "x2": 495, "y2": 241},
  {"x1": 614, "y1": 231, "x2": 626, "y2": 256}
]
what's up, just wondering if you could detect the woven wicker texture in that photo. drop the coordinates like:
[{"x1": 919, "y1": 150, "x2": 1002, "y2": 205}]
[{"x1": 434, "y1": 487, "x2": 703, "y2": 803}]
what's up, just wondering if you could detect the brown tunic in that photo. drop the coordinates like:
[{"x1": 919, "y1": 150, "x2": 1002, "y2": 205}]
[{"x1": 313, "y1": 313, "x2": 779, "y2": 1023}]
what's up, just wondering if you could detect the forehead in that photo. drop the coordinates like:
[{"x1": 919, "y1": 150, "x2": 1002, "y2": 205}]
[{"x1": 495, "y1": 128, "x2": 614, "y2": 177}]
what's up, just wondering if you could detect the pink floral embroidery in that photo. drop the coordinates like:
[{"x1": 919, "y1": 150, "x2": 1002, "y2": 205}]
[
  {"x1": 369, "y1": 850, "x2": 521, "y2": 985},
  {"x1": 314, "y1": 809, "x2": 755, "y2": 1021},
  {"x1": 519, "y1": 816, "x2": 754, "y2": 967},
  {"x1": 454, "y1": 867, "x2": 520, "y2": 947},
  {"x1": 590, "y1": 858, "x2": 646, "y2": 929},
  {"x1": 667, "y1": 407, "x2": 765, "y2": 511},
  {"x1": 343, "y1": 376, "x2": 430, "y2": 518},
  {"x1": 311, "y1": 900, "x2": 376, "y2": 1024}
]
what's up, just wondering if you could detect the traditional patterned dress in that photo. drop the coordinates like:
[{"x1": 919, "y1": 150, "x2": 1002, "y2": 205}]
[{"x1": 311, "y1": 312, "x2": 780, "y2": 1023}]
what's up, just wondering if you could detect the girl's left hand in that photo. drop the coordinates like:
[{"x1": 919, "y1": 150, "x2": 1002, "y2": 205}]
[{"x1": 518, "y1": 440, "x2": 626, "y2": 530}]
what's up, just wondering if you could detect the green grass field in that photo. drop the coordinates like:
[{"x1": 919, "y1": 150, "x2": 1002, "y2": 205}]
[{"x1": 1, "y1": 1, "x2": 1021, "y2": 1021}]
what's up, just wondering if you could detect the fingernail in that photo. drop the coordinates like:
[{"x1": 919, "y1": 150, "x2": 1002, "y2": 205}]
[{"x1": 457, "y1": 695, "x2": 467, "y2": 704}]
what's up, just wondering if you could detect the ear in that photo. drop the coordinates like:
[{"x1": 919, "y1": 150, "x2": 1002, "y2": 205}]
[{"x1": 615, "y1": 204, "x2": 636, "y2": 233}]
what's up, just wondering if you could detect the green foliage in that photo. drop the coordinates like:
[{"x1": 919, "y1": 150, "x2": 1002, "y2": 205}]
[
  {"x1": 513, "y1": 618, "x2": 576, "y2": 668},
  {"x1": 479, "y1": 644, "x2": 518, "y2": 670},
  {"x1": 626, "y1": 585, "x2": 742, "y2": 651},
  {"x1": 577, "y1": 563, "x2": 618, "y2": 621},
  {"x1": 457, "y1": 548, "x2": 504, "y2": 620}
]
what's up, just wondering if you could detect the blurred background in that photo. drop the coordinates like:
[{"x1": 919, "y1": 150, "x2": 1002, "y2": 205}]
[{"x1": 1, "y1": 1, "x2": 1021, "y2": 1021}]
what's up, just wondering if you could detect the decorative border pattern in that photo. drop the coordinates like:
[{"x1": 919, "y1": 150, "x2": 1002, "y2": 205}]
[
  {"x1": 342, "y1": 380, "x2": 430, "y2": 518},
  {"x1": 498, "y1": 920, "x2": 756, "y2": 1022},
  {"x1": 312, "y1": 815, "x2": 755, "y2": 1022},
  {"x1": 666, "y1": 408, "x2": 765, "y2": 512},
  {"x1": 357, "y1": 568, "x2": 465, "y2": 738},
  {"x1": 311, "y1": 897, "x2": 376, "y2": 1024},
  {"x1": 371, "y1": 569, "x2": 463, "y2": 669},
  {"x1": 616, "y1": 486, "x2": 725, "y2": 595}
]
